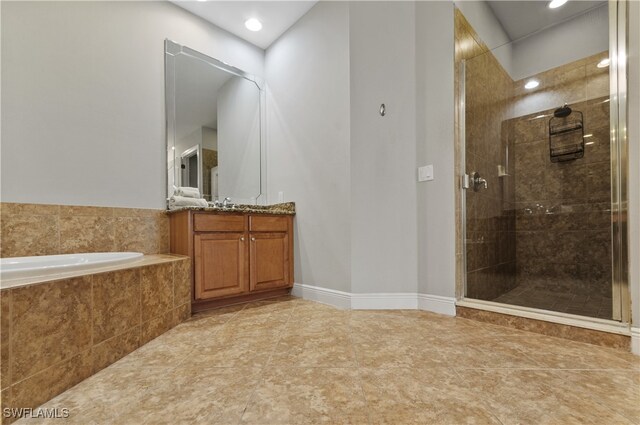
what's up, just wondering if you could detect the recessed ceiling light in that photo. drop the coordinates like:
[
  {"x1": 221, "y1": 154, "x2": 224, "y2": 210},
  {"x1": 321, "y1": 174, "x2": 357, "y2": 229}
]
[
  {"x1": 245, "y1": 18, "x2": 262, "y2": 32},
  {"x1": 548, "y1": 0, "x2": 569, "y2": 9},
  {"x1": 524, "y1": 79, "x2": 540, "y2": 90},
  {"x1": 597, "y1": 58, "x2": 610, "y2": 68}
]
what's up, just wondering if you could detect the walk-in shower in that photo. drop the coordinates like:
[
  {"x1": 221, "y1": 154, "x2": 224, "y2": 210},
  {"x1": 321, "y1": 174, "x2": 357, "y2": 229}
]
[{"x1": 456, "y1": 0, "x2": 629, "y2": 323}]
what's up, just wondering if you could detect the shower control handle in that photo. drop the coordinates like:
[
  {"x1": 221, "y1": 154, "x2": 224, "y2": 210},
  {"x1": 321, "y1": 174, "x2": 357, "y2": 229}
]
[{"x1": 471, "y1": 171, "x2": 488, "y2": 192}]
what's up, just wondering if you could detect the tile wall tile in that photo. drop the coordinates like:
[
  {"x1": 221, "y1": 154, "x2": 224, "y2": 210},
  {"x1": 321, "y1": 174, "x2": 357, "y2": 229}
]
[
  {"x1": 92, "y1": 269, "x2": 141, "y2": 344},
  {"x1": 0, "y1": 203, "x2": 169, "y2": 258},
  {"x1": 91, "y1": 326, "x2": 141, "y2": 373},
  {"x1": 141, "y1": 263, "x2": 173, "y2": 322},
  {"x1": 10, "y1": 351, "x2": 92, "y2": 413},
  {"x1": 174, "y1": 259, "x2": 192, "y2": 307},
  {"x1": 11, "y1": 277, "x2": 92, "y2": 383},
  {"x1": 0, "y1": 291, "x2": 11, "y2": 390}
]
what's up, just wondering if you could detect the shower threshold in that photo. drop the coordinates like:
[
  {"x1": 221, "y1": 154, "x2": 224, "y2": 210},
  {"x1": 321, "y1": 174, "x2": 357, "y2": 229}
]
[
  {"x1": 491, "y1": 285, "x2": 612, "y2": 320},
  {"x1": 456, "y1": 298, "x2": 631, "y2": 336}
]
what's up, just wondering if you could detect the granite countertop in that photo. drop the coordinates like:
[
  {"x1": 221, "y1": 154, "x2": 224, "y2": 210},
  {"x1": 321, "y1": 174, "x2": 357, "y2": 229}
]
[{"x1": 166, "y1": 202, "x2": 295, "y2": 215}]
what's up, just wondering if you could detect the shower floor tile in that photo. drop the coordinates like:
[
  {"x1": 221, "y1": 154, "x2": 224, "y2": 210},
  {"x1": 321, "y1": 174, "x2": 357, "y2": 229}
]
[
  {"x1": 492, "y1": 284, "x2": 613, "y2": 319},
  {"x1": 13, "y1": 297, "x2": 638, "y2": 425}
]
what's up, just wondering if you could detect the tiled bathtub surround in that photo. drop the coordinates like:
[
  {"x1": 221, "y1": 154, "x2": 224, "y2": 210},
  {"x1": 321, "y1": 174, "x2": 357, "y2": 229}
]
[
  {"x1": 0, "y1": 256, "x2": 191, "y2": 424},
  {"x1": 0, "y1": 203, "x2": 170, "y2": 258}
]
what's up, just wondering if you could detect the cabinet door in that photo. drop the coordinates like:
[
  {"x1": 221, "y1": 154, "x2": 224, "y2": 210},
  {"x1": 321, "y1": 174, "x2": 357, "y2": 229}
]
[
  {"x1": 249, "y1": 232, "x2": 291, "y2": 291},
  {"x1": 194, "y1": 232, "x2": 248, "y2": 300}
]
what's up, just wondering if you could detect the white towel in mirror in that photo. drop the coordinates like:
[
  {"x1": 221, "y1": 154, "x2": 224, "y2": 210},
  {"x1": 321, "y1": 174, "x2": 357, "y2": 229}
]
[
  {"x1": 173, "y1": 186, "x2": 201, "y2": 198},
  {"x1": 168, "y1": 195, "x2": 208, "y2": 209}
]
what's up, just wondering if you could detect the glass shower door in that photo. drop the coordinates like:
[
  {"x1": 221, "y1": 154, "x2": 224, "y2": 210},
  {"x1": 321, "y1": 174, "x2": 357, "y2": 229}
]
[{"x1": 456, "y1": 2, "x2": 626, "y2": 322}]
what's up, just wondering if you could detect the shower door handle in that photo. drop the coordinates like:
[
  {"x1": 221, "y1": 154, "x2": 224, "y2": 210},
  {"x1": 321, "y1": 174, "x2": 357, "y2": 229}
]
[{"x1": 471, "y1": 171, "x2": 487, "y2": 192}]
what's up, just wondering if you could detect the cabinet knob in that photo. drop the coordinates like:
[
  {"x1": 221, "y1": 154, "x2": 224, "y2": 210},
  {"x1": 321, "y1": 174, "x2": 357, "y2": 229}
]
[
  {"x1": 251, "y1": 237, "x2": 256, "y2": 241},
  {"x1": 240, "y1": 237, "x2": 245, "y2": 241}
]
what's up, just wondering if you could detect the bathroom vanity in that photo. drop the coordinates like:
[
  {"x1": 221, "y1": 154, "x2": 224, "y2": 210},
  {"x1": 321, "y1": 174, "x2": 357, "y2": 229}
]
[
  {"x1": 165, "y1": 40, "x2": 292, "y2": 312},
  {"x1": 169, "y1": 204, "x2": 295, "y2": 312}
]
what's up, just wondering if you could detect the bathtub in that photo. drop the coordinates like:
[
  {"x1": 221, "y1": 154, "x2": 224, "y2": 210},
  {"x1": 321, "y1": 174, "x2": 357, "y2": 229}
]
[
  {"x1": 0, "y1": 252, "x2": 144, "y2": 282},
  {"x1": 0, "y1": 252, "x2": 191, "y2": 414}
]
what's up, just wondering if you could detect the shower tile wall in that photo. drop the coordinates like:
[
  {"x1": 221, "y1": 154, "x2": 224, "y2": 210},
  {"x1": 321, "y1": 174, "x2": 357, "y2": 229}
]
[
  {"x1": 456, "y1": 10, "x2": 517, "y2": 300},
  {"x1": 504, "y1": 52, "x2": 612, "y2": 318}
]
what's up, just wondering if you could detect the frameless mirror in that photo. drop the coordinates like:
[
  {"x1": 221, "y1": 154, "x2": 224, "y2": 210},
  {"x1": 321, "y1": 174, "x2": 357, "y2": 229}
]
[{"x1": 165, "y1": 40, "x2": 263, "y2": 205}]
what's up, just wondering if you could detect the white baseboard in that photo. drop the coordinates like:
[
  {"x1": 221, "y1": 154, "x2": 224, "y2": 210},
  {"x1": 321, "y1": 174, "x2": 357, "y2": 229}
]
[
  {"x1": 632, "y1": 327, "x2": 640, "y2": 356},
  {"x1": 351, "y1": 292, "x2": 418, "y2": 310},
  {"x1": 291, "y1": 283, "x2": 456, "y2": 315},
  {"x1": 417, "y1": 293, "x2": 457, "y2": 316},
  {"x1": 291, "y1": 283, "x2": 351, "y2": 309}
]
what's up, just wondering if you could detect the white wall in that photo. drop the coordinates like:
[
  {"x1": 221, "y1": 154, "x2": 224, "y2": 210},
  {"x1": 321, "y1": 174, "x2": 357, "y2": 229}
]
[
  {"x1": 349, "y1": 1, "x2": 418, "y2": 294},
  {"x1": 415, "y1": 1, "x2": 456, "y2": 298},
  {"x1": 202, "y1": 127, "x2": 217, "y2": 151},
  {"x1": 628, "y1": 0, "x2": 639, "y2": 327},
  {"x1": 265, "y1": 2, "x2": 352, "y2": 293},
  {"x1": 511, "y1": 4, "x2": 609, "y2": 80},
  {"x1": 266, "y1": 1, "x2": 458, "y2": 299},
  {"x1": 217, "y1": 77, "x2": 261, "y2": 202},
  {"x1": 266, "y1": 1, "x2": 457, "y2": 300},
  {"x1": 176, "y1": 128, "x2": 202, "y2": 163},
  {"x1": 1, "y1": 1, "x2": 263, "y2": 209}
]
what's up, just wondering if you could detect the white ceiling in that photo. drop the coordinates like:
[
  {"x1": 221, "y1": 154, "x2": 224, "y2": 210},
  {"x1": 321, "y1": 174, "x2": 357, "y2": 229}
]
[
  {"x1": 487, "y1": 0, "x2": 606, "y2": 41},
  {"x1": 171, "y1": 1, "x2": 318, "y2": 49}
]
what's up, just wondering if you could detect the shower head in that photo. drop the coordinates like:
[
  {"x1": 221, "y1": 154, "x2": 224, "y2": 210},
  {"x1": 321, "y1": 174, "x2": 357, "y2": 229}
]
[{"x1": 554, "y1": 104, "x2": 572, "y2": 118}]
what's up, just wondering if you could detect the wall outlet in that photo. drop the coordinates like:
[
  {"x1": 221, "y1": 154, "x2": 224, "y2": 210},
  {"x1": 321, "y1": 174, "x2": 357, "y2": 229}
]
[
  {"x1": 278, "y1": 191, "x2": 284, "y2": 202},
  {"x1": 418, "y1": 165, "x2": 434, "y2": 182}
]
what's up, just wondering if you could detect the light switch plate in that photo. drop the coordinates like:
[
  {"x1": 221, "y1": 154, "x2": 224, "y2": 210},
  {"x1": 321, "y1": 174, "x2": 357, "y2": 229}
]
[{"x1": 418, "y1": 165, "x2": 434, "y2": 182}]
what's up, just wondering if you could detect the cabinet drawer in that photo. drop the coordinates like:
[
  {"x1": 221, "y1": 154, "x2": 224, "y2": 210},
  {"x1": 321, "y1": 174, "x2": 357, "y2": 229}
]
[
  {"x1": 249, "y1": 215, "x2": 289, "y2": 232},
  {"x1": 194, "y1": 213, "x2": 245, "y2": 232}
]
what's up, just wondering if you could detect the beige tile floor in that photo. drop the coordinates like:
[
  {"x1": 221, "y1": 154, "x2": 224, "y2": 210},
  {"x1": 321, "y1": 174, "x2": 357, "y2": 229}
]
[{"x1": 17, "y1": 296, "x2": 640, "y2": 425}]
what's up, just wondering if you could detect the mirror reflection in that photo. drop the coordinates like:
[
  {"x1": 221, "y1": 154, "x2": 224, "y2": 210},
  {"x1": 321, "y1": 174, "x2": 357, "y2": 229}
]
[{"x1": 166, "y1": 40, "x2": 262, "y2": 207}]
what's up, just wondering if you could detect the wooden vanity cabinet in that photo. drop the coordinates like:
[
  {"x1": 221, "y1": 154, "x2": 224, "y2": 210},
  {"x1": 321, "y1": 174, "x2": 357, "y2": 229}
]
[
  {"x1": 249, "y1": 216, "x2": 292, "y2": 292},
  {"x1": 170, "y1": 210, "x2": 294, "y2": 311},
  {"x1": 194, "y1": 232, "x2": 248, "y2": 299}
]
